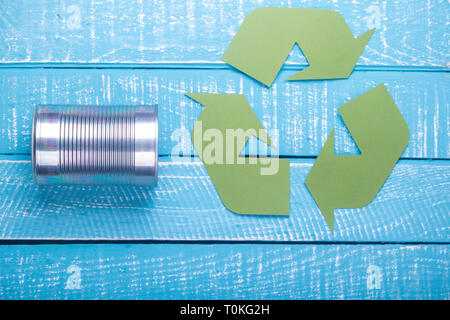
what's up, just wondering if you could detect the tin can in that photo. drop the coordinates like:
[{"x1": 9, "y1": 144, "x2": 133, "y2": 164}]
[{"x1": 32, "y1": 105, "x2": 158, "y2": 185}]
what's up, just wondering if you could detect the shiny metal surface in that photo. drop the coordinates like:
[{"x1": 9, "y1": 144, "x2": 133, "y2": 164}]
[{"x1": 32, "y1": 105, "x2": 158, "y2": 185}]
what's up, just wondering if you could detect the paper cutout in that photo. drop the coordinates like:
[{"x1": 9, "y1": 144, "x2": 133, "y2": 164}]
[
  {"x1": 186, "y1": 93, "x2": 290, "y2": 215},
  {"x1": 305, "y1": 84, "x2": 409, "y2": 231},
  {"x1": 222, "y1": 7, "x2": 375, "y2": 86}
]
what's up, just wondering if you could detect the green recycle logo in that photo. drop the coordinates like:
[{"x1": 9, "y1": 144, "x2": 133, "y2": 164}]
[{"x1": 186, "y1": 7, "x2": 409, "y2": 231}]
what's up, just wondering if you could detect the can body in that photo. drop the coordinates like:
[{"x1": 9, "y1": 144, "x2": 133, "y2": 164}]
[{"x1": 32, "y1": 105, "x2": 158, "y2": 185}]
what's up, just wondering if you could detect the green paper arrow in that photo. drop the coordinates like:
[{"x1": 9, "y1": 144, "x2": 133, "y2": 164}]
[
  {"x1": 305, "y1": 84, "x2": 409, "y2": 231},
  {"x1": 222, "y1": 7, "x2": 374, "y2": 87},
  {"x1": 186, "y1": 93, "x2": 290, "y2": 215}
]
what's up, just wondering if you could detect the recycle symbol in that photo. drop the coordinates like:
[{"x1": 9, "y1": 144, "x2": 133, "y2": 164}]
[{"x1": 186, "y1": 8, "x2": 409, "y2": 231}]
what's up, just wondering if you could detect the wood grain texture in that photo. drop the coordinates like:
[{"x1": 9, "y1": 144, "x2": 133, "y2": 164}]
[
  {"x1": 0, "y1": 68, "x2": 448, "y2": 158},
  {"x1": 0, "y1": 0, "x2": 448, "y2": 67},
  {"x1": 0, "y1": 156, "x2": 448, "y2": 241},
  {"x1": 0, "y1": 244, "x2": 447, "y2": 299},
  {"x1": 0, "y1": 0, "x2": 448, "y2": 300}
]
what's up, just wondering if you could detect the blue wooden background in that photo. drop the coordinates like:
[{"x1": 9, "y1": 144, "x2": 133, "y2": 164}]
[{"x1": 0, "y1": 0, "x2": 448, "y2": 299}]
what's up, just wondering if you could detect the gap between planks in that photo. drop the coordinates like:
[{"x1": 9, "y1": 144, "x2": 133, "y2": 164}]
[
  {"x1": 0, "y1": 62, "x2": 448, "y2": 73},
  {"x1": 0, "y1": 240, "x2": 448, "y2": 245},
  {"x1": 1, "y1": 154, "x2": 449, "y2": 162}
]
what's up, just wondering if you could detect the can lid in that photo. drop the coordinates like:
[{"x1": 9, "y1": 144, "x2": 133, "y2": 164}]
[
  {"x1": 32, "y1": 105, "x2": 61, "y2": 185},
  {"x1": 134, "y1": 105, "x2": 158, "y2": 186},
  {"x1": 31, "y1": 105, "x2": 38, "y2": 184}
]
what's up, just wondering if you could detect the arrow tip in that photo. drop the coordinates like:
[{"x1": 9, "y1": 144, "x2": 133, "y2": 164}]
[
  {"x1": 305, "y1": 130, "x2": 336, "y2": 232},
  {"x1": 286, "y1": 28, "x2": 375, "y2": 81},
  {"x1": 305, "y1": 180, "x2": 336, "y2": 232},
  {"x1": 340, "y1": 27, "x2": 375, "y2": 77},
  {"x1": 305, "y1": 184, "x2": 336, "y2": 232},
  {"x1": 355, "y1": 28, "x2": 375, "y2": 54},
  {"x1": 321, "y1": 207, "x2": 335, "y2": 232},
  {"x1": 185, "y1": 92, "x2": 205, "y2": 103}
]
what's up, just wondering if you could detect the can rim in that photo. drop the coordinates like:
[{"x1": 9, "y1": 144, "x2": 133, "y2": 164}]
[
  {"x1": 154, "y1": 104, "x2": 159, "y2": 187},
  {"x1": 31, "y1": 105, "x2": 39, "y2": 184}
]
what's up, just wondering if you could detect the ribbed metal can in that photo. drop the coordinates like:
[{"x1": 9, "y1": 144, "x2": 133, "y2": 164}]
[{"x1": 32, "y1": 105, "x2": 158, "y2": 185}]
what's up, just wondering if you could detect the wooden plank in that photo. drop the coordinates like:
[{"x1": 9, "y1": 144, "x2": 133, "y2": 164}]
[
  {"x1": 0, "y1": 68, "x2": 447, "y2": 158},
  {"x1": 0, "y1": 1, "x2": 448, "y2": 67},
  {"x1": 0, "y1": 243, "x2": 447, "y2": 299},
  {"x1": 0, "y1": 156, "x2": 448, "y2": 241}
]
